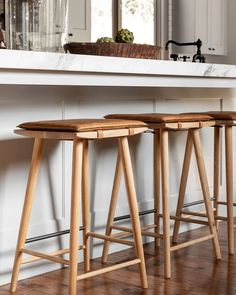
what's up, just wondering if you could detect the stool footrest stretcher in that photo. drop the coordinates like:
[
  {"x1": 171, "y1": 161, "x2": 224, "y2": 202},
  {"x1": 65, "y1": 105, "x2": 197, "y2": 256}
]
[
  {"x1": 77, "y1": 259, "x2": 141, "y2": 281},
  {"x1": 88, "y1": 232, "x2": 135, "y2": 246},
  {"x1": 111, "y1": 224, "x2": 163, "y2": 239},
  {"x1": 170, "y1": 234, "x2": 215, "y2": 252}
]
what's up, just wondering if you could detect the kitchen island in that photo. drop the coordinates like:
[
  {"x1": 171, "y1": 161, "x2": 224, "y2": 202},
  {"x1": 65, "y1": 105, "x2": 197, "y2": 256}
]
[{"x1": 0, "y1": 50, "x2": 235, "y2": 285}]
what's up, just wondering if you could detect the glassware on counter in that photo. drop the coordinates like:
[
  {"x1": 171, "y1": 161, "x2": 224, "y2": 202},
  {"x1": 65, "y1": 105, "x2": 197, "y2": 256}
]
[{"x1": 6, "y1": 0, "x2": 68, "y2": 52}]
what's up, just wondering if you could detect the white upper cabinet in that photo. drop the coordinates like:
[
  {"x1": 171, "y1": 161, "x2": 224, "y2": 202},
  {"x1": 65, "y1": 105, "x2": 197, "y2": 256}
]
[
  {"x1": 195, "y1": 0, "x2": 227, "y2": 55},
  {"x1": 67, "y1": 0, "x2": 91, "y2": 42},
  {"x1": 172, "y1": 0, "x2": 227, "y2": 56}
]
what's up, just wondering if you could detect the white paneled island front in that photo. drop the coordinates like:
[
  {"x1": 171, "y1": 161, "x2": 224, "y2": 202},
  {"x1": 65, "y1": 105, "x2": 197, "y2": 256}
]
[{"x1": 0, "y1": 50, "x2": 236, "y2": 285}]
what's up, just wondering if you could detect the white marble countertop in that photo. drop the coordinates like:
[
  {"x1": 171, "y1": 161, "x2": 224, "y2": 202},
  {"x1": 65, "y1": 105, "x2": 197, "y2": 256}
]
[
  {"x1": 0, "y1": 49, "x2": 236, "y2": 77},
  {"x1": 0, "y1": 49, "x2": 236, "y2": 87}
]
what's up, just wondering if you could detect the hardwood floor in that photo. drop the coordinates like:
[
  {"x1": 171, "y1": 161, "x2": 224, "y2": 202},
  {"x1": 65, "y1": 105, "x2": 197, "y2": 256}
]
[{"x1": 1, "y1": 222, "x2": 236, "y2": 295}]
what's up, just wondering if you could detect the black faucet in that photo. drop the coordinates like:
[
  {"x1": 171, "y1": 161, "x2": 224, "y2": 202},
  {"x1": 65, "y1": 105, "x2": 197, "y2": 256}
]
[{"x1": 165, "y1": 38, "x2": 206, "y2": 63}]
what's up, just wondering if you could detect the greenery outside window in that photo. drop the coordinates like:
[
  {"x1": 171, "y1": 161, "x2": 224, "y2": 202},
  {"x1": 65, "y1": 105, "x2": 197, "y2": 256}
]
[{"x1": 91, "y1": 0, "x2": 160, "y2": 46}]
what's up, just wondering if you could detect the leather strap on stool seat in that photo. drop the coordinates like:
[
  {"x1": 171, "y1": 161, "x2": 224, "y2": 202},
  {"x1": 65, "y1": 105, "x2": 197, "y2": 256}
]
[
  {"x1": 128, "y1": 128, "x2": 135, "y2": 136},
  {"x1": 97, "y1": 130, "x2": 104, "y2": 139},
  {"x1": 178, "y1": 122, "x2": 183, "y2": 129}
]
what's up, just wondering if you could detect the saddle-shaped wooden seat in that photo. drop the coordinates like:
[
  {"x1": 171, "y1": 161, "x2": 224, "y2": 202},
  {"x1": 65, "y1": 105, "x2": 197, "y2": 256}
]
[
  {"x1": 105, "y1": 113, "x2": 214, "y2": 129},
  {"x1": 18, "y1": 118, "x2": 147, "y2": 132}
]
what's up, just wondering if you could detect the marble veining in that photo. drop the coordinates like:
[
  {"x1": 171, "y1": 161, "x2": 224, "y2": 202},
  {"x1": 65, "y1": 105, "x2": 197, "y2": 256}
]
[{"x1": 1, "y1": 49, "x2": 236, "y2": 78}]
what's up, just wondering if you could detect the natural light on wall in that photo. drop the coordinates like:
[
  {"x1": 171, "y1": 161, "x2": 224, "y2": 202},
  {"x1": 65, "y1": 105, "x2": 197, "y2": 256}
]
[{"x1": 91, "y1": 0, "x2": 155, "y2": 45}]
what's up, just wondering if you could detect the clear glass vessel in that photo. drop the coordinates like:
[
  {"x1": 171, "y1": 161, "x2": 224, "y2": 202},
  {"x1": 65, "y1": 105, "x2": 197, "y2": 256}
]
[{"x1": 6, "y1": 0, "x2": 68, "y2": 52}]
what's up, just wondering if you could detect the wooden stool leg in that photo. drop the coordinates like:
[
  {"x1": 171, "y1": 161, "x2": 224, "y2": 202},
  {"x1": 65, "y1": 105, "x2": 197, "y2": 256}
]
[
  {"x1": 172, "y1": 131, "x2": 193, "y2": 243},
  {"x1": 154, "y1": 130, "x2": 161, "y2": 247},
  {"x1": 119, "y1": 137, "x2": 148, "y2": 289},
  {"x1": 214, "y1": 127, "x2": 221, "y2": 230},
  {"x1": 225, "y1": 126, "x2": 234, "y2": 255},
  {"x1": 11, "y1": 138, "x2": 44, "y2": 292},
  {"x1": 69, "y1": 139, "x2": 83, "y2": 295},
  {"x1": 160, "y1": 129, "x2": 171, "y2": 279},
  {"x1": 102, "y1": 151, "x2": 122, "y2": 263},
  {"x1": 192, "y1": 129, "x2": 222, "y2": 260},
  {"x1": 82, "y1": 140, "x2": 91, "y2": 271}
]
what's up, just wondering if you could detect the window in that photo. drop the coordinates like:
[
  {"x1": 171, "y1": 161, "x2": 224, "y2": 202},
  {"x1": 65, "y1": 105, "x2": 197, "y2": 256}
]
[
  {"x1": 91, "y1": 0, "x2": 157, "y2": 45},
  {"x1": 91, "y1": 0, "x2": 113, "y2": 42},
  {"x1": 120, "y1": 0, "x2": 155, "y2": 44}
]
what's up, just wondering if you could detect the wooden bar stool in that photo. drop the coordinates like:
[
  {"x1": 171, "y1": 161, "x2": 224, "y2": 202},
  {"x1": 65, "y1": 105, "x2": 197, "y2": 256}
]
[
  {"x1": 177, "y1": 111, "x2": 236, "y2": 255},
  {"x1": 10, "y1": 119, "x2": 148, "y2": 295},
  {"x1": 103, "y1": 113, "x2": 221, "y2": 279}
]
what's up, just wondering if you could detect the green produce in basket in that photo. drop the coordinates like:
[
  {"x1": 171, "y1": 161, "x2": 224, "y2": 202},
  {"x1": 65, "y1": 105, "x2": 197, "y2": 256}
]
[
  {"x1": 96, "y1": 37, "x2": 115, "y2": 43},
  {"x1": 115, "y1": 29, "x2": 134, "y2": 43}
]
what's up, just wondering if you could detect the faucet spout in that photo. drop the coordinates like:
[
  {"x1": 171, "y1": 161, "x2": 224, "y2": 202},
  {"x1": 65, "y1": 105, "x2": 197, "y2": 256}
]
[
  {"x1": 165, "y1": 39, "x2": 202, "y2": 50},
  {"x1": 165, "y1": 40, "x2": 182, "y2": 50},
  {"x1": 165, "y1": 38, "x2": 205, "y2": 63}
]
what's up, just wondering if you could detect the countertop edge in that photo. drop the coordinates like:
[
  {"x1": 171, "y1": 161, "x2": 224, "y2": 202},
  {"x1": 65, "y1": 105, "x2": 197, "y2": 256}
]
[{"x1": 0, "y1": 50, "x2": 236, "y2": 79}]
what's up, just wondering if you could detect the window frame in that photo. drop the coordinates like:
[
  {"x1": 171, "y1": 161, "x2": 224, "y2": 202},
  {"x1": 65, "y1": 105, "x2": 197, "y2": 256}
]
[{"x1": 112, "y1": 0, "x2": 162, "y2": 46}]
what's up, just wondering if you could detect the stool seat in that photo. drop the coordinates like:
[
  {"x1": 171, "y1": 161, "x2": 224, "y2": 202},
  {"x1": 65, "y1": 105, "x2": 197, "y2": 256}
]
[
  {"x1": 181, "y1": 111, "x2": 236, "y2": 120},
  {"x1": 105, "y1": 113, "x2": 213, "y2": 123},
  {"x1": 18, "y1": 118, "x2": 147, "y2": 132},
  {"x1": 206, "y1": 111, "x2": 236, "y2": 120}
]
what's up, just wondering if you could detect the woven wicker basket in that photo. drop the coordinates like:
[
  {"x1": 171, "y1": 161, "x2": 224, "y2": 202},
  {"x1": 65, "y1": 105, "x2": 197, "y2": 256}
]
[{"x1": 64, "y1": 42, "x2": 161, "y2": 59}]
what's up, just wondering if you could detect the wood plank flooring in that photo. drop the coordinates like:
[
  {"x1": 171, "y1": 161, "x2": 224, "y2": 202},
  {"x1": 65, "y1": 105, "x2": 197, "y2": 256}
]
[{"x1": 1, "y1": 222, "x2": 236, "y2": 295}]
